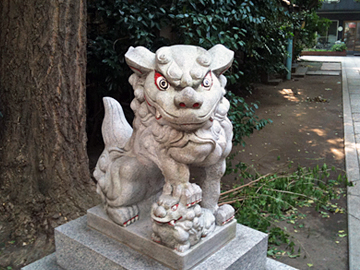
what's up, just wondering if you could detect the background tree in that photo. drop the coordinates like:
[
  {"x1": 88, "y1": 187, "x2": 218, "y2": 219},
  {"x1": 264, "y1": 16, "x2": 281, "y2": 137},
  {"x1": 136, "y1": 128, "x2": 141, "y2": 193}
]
[{"x1": 0, "y1": 0, "x2": 97, "y2": 266}]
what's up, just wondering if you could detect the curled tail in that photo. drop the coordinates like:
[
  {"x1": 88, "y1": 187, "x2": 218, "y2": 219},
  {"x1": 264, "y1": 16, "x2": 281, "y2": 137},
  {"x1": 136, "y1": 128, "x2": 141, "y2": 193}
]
[
  {"x1": 93, "y1": 97, "x2": 133, "y2": 199},
  {"x1": 101, "y1": 97, "x2": 132, "y2": 148}
]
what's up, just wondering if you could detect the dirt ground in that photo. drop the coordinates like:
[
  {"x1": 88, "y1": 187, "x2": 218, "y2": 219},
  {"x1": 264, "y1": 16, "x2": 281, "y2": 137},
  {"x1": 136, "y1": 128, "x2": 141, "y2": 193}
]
[
  {"x1": 223, "y1": 65, "x2": 347, "y2": 269},
  {"x1": 0, "y1": 62, "x2": 348, "y2": 270}
]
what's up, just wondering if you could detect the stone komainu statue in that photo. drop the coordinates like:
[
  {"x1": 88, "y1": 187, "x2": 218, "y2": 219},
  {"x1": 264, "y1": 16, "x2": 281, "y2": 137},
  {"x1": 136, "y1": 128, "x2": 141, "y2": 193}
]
[{"x1": 93, "y1": 44, "x2": 235, "y2": 251}]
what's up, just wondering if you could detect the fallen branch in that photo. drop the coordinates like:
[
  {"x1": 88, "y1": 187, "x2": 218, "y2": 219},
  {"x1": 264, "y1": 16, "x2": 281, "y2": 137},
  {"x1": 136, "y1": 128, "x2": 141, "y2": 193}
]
[{"x1": 220, "y1": 173, "x2": 272, "y2": 196}]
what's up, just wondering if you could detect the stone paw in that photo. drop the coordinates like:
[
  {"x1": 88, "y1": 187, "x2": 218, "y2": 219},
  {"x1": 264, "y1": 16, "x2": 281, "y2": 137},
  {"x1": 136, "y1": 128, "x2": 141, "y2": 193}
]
[
  {"x1": 106, "y1": 205, "x2": 139, "y2": 227},
  {"x1": 181, "y1": 183, "x2": 202, "y2": 208},
  {"x1": 215, "y1": 204, "x2": 235, "y2": 226},
  {"x1": 174, "y1": 242, "x2": 190, "y2": 253},
  {"x1": 151, "y1": 233, "x2": 162, "y2": 243},
  {"x1": 201, "y1": 208, "x2": 215, "y2": 237}
]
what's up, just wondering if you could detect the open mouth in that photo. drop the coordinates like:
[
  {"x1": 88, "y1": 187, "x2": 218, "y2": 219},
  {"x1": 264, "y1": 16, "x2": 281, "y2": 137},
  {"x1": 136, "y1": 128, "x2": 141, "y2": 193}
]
[
  {"x1": 180, "y1": 122, "x2": 205, "y2": 127},
  {"x1": 152, "y1": 216, "x2": 183, "y2": 226}
]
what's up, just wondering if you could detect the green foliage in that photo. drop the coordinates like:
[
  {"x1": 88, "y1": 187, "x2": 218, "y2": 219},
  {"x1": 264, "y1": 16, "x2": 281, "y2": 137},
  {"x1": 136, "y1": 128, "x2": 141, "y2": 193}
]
[
  {"x1": 166, "y1": 0, "x2": 290, "y2": 86},
  {"x1": 226, "y1": 91, "x2": 272, "y2": 146},
  {"x1": 87, "y1": 0, "x2": 294, "y2": 90},
  {"x1": 221, "y1": 162, "x2": 348, "y2": 253},
  {"x1": 88, "y1": 0, "x2": 324, "y2": 93},
  {"x1": 331, "y1": 43, "x2": 347, "y2": 52},
  {"x1": 289, "y1": 6, "x2": 331, "y2": 58},
  {"x1": 87, "y1": 0, "x2": 323, "y2": 143},
  {"x1": 87, "y1": 0, "x2": 170, "y2": 98},
  {"x1": 303, "y1": 48, "x2": 328, "y2": 52}
]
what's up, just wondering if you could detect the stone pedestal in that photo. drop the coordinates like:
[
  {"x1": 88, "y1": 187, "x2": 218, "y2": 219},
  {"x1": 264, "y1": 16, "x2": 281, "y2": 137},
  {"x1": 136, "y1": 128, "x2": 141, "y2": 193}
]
[
  {"x1": 22, "y1": 205, "x2": 298, "y2": 270},
  {"x1": 85, "y1": 206, "x2": 238, "y2": 269}
]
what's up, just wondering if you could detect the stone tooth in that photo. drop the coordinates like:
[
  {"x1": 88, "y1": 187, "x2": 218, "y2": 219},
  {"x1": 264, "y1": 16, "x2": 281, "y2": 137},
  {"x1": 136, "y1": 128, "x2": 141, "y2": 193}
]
[{"x1": 155, "y1": 109, "x2": 161, "y2": 119}]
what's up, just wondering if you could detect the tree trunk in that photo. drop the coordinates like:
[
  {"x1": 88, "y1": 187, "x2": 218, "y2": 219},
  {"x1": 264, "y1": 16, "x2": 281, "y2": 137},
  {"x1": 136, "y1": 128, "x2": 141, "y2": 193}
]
[{"x1": 0, "y1": 0, "x2": 97, "y2": 264}]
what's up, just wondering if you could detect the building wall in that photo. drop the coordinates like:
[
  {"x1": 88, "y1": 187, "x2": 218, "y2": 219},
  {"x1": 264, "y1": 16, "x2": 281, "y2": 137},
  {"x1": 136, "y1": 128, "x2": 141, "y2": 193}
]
[
  {"x1": 317, "y1": 0, "x2": 360, "y2": 52},
  {"x1": 319, "y1": 0, "x2": 360, "y2": 11}
]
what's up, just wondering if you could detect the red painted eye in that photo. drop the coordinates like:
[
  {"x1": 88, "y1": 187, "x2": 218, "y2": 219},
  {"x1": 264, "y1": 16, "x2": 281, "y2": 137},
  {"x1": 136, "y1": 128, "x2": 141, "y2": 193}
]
[
  {"x1": 171, "y1": 204, "x2": 179, "y2": 211},
  {"x1": 155, "y1": 71, "x2": 170, "y2": 91},
  {"x1": 202, "y1": 72, "x2": 212, "y2": 90}
]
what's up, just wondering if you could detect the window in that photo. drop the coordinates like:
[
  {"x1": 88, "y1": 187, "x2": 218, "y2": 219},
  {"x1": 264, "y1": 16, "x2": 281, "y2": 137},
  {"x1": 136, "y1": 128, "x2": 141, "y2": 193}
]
[
  {"x1": 344, "y1": 21, "x2": 360, "y2": 51},
  {"x1": 316, "y1": 21, "x2": 339, "y2": 50}
]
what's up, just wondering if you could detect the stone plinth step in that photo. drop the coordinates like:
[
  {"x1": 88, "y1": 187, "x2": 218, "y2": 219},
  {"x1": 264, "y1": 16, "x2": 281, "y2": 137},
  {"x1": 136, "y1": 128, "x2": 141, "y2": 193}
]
[
  {"x1": 21, "y1": 206, "x2": 298, "y2": 270},
  {"x1": 86, "y1": 205, "x2": 238, "y2": 269},
  {"x1": 55, "y1": 215, "x2": 267, "y2": 269},
  {"x1": 87, "y1": 206, "x2": 240, "y2": 269},
  {"x1": 291, "y1": 63, "x2": 299, "y2": 73},
  {"x1": 22, "y1": 249, "x2": 298, "y2": 270},
  {"x1": 306, "y1": 70, "x2": 340, "y2": 76},
  {"x1": 292, "y1": 66, "x2": 308, "y2": 77},
  {"x1": 267, "y1": 79, "x2": 283, "y2": 85},
  {"x1": 320, "y1": 62, "x2": 341, "y2": 71},
  {"x1": 53, "y1": 206, "x2": 268, "y2": 270}
]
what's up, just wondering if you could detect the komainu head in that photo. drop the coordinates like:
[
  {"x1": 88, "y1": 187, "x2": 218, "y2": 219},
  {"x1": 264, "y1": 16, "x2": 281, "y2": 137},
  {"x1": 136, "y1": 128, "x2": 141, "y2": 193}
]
[{"x1": 125, "y1": 45, "x2": 234, "y2": 131}]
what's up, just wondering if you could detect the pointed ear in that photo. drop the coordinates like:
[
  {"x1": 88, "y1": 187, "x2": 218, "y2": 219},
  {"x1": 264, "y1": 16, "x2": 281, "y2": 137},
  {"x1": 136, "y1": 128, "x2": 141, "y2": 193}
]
[
  {"x1": 125, "y1": 46, "x2": 156, "y2": 75},
  {"x1": 208, "y1": 44, "x2": 234, "y2": 76}
]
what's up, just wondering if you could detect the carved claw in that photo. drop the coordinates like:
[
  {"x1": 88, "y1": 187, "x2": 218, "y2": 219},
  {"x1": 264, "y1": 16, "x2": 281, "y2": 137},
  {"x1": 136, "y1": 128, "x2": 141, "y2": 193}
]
[
  {"x1": 162, "y1": 182, "x2": 173, "y2": 195},
  {"x1": 151, "y1": 233, "x2": 162, "y2": 243},
  {"x1": 181, "y1": 183, "x2": 202, "y2": 208},
  {"x1": 215, "y1": 204, "x2": 235, "y2": 226},
  {"x1": 106, "y1": 205, "x2": 139, "y2": 227},
  {"x1": 201, "y1": 208, "x2": 215, "y2": 237}
]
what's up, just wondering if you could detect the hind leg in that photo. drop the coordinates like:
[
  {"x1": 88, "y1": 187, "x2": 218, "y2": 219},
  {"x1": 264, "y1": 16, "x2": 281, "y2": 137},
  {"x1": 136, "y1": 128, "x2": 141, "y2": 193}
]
[{"x1": 98, "y1": 155, "x2": 162, "y2": 226}]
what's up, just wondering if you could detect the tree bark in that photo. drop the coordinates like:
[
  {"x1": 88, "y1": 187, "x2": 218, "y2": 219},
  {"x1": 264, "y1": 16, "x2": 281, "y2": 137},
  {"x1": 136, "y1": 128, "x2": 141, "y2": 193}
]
[{"x1": 0, "y1": 0, "x2": 97, "y2": 243}]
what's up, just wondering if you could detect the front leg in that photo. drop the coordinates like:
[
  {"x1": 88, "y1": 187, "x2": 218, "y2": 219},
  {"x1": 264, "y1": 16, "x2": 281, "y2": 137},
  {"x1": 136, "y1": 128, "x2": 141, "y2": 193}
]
[
  {"x1": 191, "y1": 159, "x2": 235, "y2": 225},
  {"x1": 192, "y1": 159, "x2": 226, "y2": 213},
  {"x1": 156, "y1": 151, "x2": 202, "y2": 208},
  {"x1": 157, "y1": 153, "x2": 194, "y2": 200},
  {"x1": 159, "y1": 155, "x2": 190, "y2": 188}
]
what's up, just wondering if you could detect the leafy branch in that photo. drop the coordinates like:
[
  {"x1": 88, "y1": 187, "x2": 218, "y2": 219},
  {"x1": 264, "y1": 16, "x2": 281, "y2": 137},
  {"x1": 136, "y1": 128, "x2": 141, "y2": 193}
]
[{"x1": 221, "y1": 162, "x2": 349, "y2": 253}]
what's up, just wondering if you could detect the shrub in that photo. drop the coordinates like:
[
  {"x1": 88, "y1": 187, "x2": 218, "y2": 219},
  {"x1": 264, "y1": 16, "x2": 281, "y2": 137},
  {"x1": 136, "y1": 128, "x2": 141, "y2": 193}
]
[
  {"x1": 86, "y1": 0, "x2": 325, "y2": 145},
  {"x1": 331, "y1": 43, "x2": 347, "y2": 52}
]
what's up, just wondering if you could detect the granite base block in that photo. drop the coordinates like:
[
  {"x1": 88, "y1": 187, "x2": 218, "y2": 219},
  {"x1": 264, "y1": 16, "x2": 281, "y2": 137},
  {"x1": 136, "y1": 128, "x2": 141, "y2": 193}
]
[
  {"x1": 22, "y1": 253, "x2": 63, "y2": 270},
  {"x1": 266, "y1": 259, "x2": 298, "y2": 270},
  {"x1": 21, "y1": 253, "x2": 298, "y2": 270},
  {"x1": 21, "y1": 242, "x2": 297, "y2": 270},
  {"x1": 22, "y1": 213, "x2": 298, "y2": 270},
  {"x1": 54, "y1": 214, "x2": 268, "y2": 269},
  {"x1": 87, "y1": 205, "x2": 238, "y2": 269}
]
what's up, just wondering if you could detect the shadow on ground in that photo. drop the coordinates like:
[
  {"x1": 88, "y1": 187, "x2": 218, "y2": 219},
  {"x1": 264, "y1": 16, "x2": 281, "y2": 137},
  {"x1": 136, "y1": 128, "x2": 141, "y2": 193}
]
[{"x1": 223, "y1": 70, "x2": 347, "y2": 270}]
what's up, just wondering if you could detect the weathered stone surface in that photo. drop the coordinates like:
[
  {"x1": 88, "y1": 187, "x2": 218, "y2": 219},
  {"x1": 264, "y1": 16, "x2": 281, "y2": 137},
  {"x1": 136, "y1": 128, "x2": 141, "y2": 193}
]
[
  {"x1": 22, "y1": 251, "x2": 298, "y2": 270},
  {"x1": 93, "y1": 45, "x2": 236, "y2": 250},
  {"x1": 87, "y1": 205, "x2": 237, "y2": 269},
  {"x1": 266, "y1": 259, "x2": 298, "y2": 270},
  {"x1": 22, "y1": 211, "x2": 298, "y2": 269},
  {"x1": 53, "y1": 213, "x2": 268, "y2": 270},
  {"x1": 22, "y1": 254, "x2": 63, "y2": 270},
  {"x1": 22, "y1": 250, "x2": 298, "y2": 270}
]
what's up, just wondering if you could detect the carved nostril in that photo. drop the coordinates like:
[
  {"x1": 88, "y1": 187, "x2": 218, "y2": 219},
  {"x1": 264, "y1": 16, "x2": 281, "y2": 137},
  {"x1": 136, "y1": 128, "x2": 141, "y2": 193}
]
[
  {"x1": 175, "y1": 87, "x2": 203, "y2": 109},
  {"x1": 154, "y1": 206, "x2": 166, "y2": 218}
]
